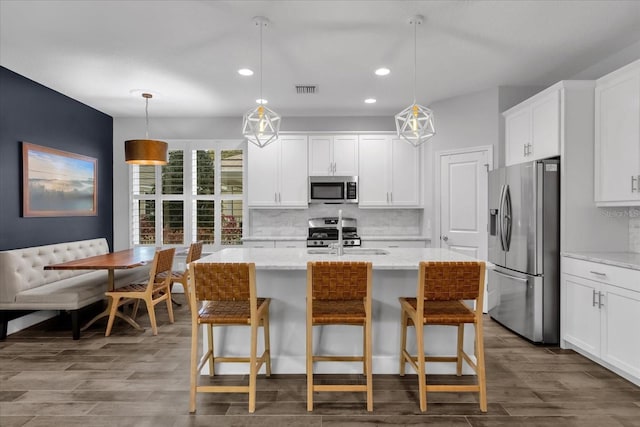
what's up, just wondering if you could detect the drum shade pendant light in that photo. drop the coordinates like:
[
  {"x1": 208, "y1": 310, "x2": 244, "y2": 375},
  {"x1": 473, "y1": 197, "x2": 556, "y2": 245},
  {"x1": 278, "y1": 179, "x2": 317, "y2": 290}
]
[
  {"x1": 125, "y1": 93, "x2": 168, "y2": 165},
  {"x1": 395, "y1": 15, "x2": 435, "y2": 147},
  {"x1": 242, "y1": 16, "x2": 281, "y2": 148}
]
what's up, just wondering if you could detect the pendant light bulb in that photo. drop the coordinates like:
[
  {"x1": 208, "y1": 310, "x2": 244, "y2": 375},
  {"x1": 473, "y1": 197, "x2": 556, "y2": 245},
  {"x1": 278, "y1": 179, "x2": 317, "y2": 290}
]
[
  {"x1": 394, "y1": 15, "x2": 435, "y2": 147},
  {"x1": 242, "y1": 16, "x2": 281, "y2": 148}
]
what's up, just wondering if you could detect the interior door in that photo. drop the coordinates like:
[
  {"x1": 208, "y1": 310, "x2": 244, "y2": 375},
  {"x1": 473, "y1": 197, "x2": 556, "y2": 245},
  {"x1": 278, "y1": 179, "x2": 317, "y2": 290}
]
[{"x1": 439, "y1": 150, "x2": 488, "y2": 261}]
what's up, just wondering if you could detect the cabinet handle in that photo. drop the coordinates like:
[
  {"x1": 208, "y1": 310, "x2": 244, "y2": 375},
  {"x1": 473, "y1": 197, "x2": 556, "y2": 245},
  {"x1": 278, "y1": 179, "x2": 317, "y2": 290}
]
[
  {"x1": 278, "y1": 192, "x2": 281, "y2": 203},
  {"x1": 523, "y1": 144, "x2": 527, "y2": 156},
  {"x1": 632, "y1": 176, "x2": 638, "y2": 193},
  {"x1": 274, "y1": 193, "x2": 278, "y2": 203},
  {"x1": 589, "y1": 270, "x2": 606, "y2": 277},
  {"x1": 389, "y1": 192, "x2": 393, "y2": 203},
  {"x1": 592, "y1": 289, "x2": 598, "y2": 307},
  {"x1": 527, "y1": 143, "x2": 532, "y2": 155},
  {"x1": 598, "y1": 291, "x2": 605, "y2": 308}
]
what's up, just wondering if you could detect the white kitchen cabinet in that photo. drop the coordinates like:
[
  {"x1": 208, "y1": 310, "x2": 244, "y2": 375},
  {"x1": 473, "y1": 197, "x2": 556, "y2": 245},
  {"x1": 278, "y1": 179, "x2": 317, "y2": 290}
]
[
  {"x1": 561, "y1": 256, "x2": 640, "y2": 386},
  {"x1": 504, "y1": 86, "x2": 560, "y2": 166},
  {"x1": 247, "y1": 135, "x2": 308, "y2": 208},
  {"x1": 308, "y1": 135, "x2": 358, "y2": 176},
  {"x1": 594, "y1": 59, "x2": 640, "y2": 206},
  {"x1": 358, "y1": 135, "x2": 421, "y2": 208}
]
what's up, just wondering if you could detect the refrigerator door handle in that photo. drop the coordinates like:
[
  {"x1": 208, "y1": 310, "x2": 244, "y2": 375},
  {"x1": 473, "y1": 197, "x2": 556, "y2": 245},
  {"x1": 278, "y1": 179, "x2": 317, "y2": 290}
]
[
  {"x1": 503, "y1": 185, "x2": 513, "y2": 251},
  {"x1": 492, "y1": 269, "x2": 529, "y2": 283},
  {"x1": 498, "y1": 184, "x2": 507, "y2": 251}
]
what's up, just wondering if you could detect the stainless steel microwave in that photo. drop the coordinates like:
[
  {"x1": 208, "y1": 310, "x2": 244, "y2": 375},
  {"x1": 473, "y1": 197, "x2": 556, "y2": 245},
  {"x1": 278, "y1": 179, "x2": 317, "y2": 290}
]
[{"x1": 308, "y1": 176, "x2": 358, "y2": 204}]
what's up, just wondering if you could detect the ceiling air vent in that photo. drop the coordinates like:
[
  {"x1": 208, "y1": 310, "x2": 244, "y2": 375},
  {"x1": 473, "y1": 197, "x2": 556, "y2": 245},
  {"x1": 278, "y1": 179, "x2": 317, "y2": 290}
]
[{"x1": 296, "y1": 85, "x2": 317, "y2": 94}]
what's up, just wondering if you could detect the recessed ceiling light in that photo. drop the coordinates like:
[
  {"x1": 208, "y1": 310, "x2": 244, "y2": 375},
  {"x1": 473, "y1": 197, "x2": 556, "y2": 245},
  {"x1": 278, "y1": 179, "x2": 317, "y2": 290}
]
[
  {"x1": 238, "y1": 68, "x2": 254, "y2": 76},
  {"x1": 364, "y1": 98, "x2": 377, "y2": 104},
  {"x1": 256, "y1": 99, "x2": 268, "y2": 104},
  {"x1": 375, "y1": 68, "x2": 390, "y2": 76}
]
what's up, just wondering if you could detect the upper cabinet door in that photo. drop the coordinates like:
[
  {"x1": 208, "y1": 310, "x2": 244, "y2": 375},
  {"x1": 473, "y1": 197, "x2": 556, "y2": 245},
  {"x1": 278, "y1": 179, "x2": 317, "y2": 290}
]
[
  {"x1": 247, "y1": 141, "x2": 280, "y2": 207},
  {"x1": 390, "y1": 137, "x2": 420, "y2": 206},
  {"x1": 332, "y1": 135, "x2": 359, "y2": 176},
  {"x1": 595, "y1": 62, "x2": 640, "y2": 206},
  {"x1": 358, "y1": 135, "x2": 390, "y2": 207},
  {"x1": 505, "y1": 108, "x2": 530, "y2": 166},
  {"x1": 279, "y1": 135, "x2": 308, "y2": 207},
  {"x1": 531, "y1": 90, "x2": 560, "y2": 160},
  {"x1": 308, "y1": 135, "x2": 332, "y2": 175}
]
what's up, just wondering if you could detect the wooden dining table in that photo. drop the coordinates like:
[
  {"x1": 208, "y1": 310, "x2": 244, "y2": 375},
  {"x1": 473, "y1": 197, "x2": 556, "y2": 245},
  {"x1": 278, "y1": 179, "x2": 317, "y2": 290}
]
[{"x1": 45, "y1": 247, "x2": 157, "y2": 332}]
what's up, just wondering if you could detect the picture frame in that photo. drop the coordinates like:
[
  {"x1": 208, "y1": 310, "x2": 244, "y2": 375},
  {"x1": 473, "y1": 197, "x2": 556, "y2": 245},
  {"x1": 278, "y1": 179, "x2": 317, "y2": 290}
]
[{"x1": 22, "y1": 142, "x2": 98, "y2": 217}]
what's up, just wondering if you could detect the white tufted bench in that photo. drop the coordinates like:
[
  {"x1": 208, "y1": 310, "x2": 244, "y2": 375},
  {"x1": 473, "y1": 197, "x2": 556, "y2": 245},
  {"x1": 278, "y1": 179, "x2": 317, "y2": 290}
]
[{"x1": 0, "y1": 238, "x2": 150, "y2": 340}]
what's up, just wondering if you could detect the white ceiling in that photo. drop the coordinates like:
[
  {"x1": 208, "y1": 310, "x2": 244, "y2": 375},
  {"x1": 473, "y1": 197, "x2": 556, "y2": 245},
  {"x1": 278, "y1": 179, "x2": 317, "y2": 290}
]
[{"x1": 1, "y1": 0, "x2": 639, "y2": 118}]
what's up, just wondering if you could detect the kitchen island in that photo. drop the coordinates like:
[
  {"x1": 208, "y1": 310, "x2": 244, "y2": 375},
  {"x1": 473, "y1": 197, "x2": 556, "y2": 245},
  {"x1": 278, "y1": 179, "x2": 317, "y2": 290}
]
[{"x1": 195, "y1": 247, "x2": 483, "y2": 374}]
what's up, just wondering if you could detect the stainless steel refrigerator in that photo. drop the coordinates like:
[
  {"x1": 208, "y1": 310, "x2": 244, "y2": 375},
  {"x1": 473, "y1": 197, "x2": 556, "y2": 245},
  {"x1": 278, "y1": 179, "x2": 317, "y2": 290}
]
[{"x1": 487, "y1": 158, "x2": 560, "y2": 344}]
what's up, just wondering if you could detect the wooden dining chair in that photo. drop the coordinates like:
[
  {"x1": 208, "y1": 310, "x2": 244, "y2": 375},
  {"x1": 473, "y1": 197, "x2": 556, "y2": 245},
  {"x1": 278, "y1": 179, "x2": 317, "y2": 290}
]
[
  {"x1": 188, "y1": 262, "x2": 271, "y2": 414},
  {"x1": 162, "y1": 241, "x2": 203, "y2": 311},
  {"x1": 398, "y1": 261, "x2": 487, "y2": 412},
  {"x1": 306, "y1": 261, "x2": 373, "y2": 412},
  {"x1": 104, "y1": 248, "x2": 176, "y2": 336}
]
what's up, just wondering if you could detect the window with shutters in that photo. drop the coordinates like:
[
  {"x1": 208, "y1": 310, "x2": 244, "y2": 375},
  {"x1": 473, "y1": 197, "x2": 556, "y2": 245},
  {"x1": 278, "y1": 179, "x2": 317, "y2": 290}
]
[{"x1": 130, "y1": 140, "x2": 245, "y2": 250}]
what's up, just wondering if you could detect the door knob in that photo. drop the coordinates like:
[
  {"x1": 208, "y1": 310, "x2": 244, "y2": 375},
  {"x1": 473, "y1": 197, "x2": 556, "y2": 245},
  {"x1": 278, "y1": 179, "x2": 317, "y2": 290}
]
[{"x1": 441, "y1": 235, "x2": 449, "y2": 242}]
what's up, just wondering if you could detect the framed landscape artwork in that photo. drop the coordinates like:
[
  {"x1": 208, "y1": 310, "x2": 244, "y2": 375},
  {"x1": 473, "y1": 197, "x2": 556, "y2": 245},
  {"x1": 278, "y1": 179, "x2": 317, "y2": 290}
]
[{"x1": 22, "y1": 142, "x2": 98, "y2": 217}]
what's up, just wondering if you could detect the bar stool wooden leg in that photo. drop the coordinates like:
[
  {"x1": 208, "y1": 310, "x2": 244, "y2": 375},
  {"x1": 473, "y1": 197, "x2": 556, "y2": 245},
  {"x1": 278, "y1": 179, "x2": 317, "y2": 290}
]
[
  {"x1": 263, "y1": 311, "x2": 272, "y2": 377},
  {"x1": 365, "y1": 312, "x2": 373, "y2": 411},
  {"x1": 189, "y1": 318, "x2": 199, "y2": 413},
  {"x1": 476, "y1": 321, "x2": 488, "y2": 412},
  {"x1": 456, "y1": 323, "x2": 464, "y2": 376},
  {"x1": 306, "y1": 312, "x2": 313, "y2": 411},
  {"x1": 249, "y1": 321, "x2": 258, "y2": 413},
  {"x1": 399, "y1": 308, "x2": 408, "y2": 376},
  {"x1": 207, "y1": 324, "x2": 215, "y2": 377},
  {"x1": 362, "y1": 325, "x2": 367, "y2": 375},
  {"x1": 416, "y1": 317, "x2": 427, "y2": 413}
]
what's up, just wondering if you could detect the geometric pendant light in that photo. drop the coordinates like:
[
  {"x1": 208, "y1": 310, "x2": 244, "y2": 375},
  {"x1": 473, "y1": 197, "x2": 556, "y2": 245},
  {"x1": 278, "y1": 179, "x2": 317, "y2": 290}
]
[
  {"x1": 125, "y1": 93, "x2": 168, "y2": 165},
  {"x1": 394, "y1": 15, "x2": 435, "y2": 147},
  {"x1": 242, "y1": 16, "x2": 281, "y2": 148}
]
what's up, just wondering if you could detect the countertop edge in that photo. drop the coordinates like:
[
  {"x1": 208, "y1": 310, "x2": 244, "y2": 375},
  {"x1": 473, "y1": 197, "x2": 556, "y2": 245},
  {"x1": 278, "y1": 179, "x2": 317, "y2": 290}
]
[
  {"x1": 562, "y1": 251, "x2": 640, "y2": 271},
  {"x1": 242, "y1": 235, "x2": 431, "y2": 242}
]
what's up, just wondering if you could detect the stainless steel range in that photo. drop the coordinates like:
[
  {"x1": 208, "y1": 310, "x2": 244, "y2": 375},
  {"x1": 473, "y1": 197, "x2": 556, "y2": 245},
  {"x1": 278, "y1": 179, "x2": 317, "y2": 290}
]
[{"x1": 306, "y1": 217, "x2": 361, "y2": 247}]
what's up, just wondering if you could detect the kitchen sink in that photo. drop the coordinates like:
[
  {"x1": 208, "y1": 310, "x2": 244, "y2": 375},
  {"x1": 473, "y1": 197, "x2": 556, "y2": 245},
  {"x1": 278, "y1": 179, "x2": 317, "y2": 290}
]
[
  {"x1": 344, "y1": 248, "x2": 389, "y2": 255},
  {"x1": 306, "y1": 248, "x2": 389, "y2": 255},
  {"x1": 307, "y1": 248, "x2": 335, "y2": 254}
]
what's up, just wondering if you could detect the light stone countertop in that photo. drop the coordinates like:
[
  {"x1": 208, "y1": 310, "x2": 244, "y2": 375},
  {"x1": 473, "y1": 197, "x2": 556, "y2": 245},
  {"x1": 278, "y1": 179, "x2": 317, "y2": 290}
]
[
  {"x1": 197, "y1": 247, "x2": 479, "y2": 270},
  {"x1": 562, "y1": 251, "x2": 640, "y2": 271}
]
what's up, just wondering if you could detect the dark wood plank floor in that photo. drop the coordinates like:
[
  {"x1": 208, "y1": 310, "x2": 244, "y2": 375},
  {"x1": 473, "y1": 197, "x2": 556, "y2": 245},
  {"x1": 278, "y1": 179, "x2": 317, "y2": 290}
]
[{"x1": 2, "y1": 298, "x2": 640, "y2": 426}]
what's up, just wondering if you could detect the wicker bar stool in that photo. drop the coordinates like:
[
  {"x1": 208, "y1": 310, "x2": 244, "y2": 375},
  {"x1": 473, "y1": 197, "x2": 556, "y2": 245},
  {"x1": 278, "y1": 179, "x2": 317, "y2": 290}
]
[
  {"x1": 398, "y1": 261, "x2": 487, "y2": 412},
  {"x1": 188, "y1": 262, "x2": 271, "y2": 414},
  {"x1": 306, "y1": 261, "x2": 373, "y2": 412}
]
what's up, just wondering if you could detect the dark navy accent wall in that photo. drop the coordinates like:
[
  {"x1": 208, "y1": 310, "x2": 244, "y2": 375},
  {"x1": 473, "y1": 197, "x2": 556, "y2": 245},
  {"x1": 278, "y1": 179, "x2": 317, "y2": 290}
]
[{"x1": 0, "y1": 67, "x2": 113, "y2": 251}]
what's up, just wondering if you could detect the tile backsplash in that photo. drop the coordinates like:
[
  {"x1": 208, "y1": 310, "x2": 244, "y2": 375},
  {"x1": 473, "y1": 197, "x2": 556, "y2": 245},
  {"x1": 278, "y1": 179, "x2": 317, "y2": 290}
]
[{"x1": 248, "y1": 205, "x2": 423, "y2": 237}]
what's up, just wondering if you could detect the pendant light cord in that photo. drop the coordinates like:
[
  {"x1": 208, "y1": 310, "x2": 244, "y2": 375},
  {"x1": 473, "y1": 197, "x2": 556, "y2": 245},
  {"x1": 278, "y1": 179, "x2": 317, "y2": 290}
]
[
  {"x1": 413, "y1": 18, "x2": 417, "y2": 105},
  {"x1": 259, "y1": 20, "x2": 263, "y2": 105},
  {"x1": 145, "y1": 96, "x2": 149, "y2": 139}
]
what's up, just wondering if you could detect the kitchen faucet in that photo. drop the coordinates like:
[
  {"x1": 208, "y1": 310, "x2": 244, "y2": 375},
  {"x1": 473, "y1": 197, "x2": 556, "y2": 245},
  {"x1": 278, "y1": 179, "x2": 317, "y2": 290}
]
[{"x1": 330, "y1": 209, "x2": 345, "y2": 256}]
